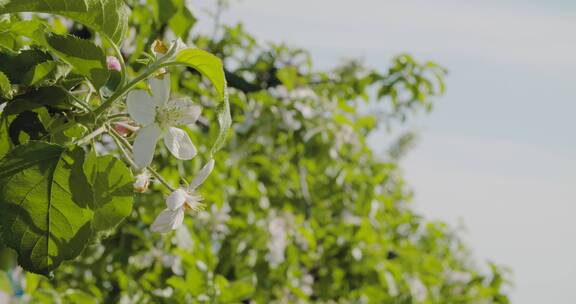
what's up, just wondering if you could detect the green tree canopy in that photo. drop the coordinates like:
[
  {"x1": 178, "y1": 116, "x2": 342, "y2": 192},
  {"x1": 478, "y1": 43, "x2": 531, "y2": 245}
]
[{"x1": 0, "y1": 1, "x2": 509, "y2": 303}]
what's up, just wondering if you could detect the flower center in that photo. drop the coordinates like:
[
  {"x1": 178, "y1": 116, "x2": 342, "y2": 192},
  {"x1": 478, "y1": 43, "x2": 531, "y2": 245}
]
[
  {"x1": 184, "y1": 193, "x2": 204, "y2": 213},
  {"x1": 155, "y1": 106, "x2": 183, "y2": 128}
]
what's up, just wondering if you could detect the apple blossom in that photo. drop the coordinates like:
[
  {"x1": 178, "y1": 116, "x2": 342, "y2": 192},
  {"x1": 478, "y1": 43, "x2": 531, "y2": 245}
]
[
  {"x1": 151, "y1": 159, "x2": 215, "y2": 233},
  {"x1": 127, "y1": 73, "x2": 201, "y2": 168}
]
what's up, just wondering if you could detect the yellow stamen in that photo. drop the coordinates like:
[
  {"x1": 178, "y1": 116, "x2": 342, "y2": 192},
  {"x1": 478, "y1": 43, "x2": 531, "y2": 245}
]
[{"x1": 153, "y1": 39, "x2": 168, "y2": 54}]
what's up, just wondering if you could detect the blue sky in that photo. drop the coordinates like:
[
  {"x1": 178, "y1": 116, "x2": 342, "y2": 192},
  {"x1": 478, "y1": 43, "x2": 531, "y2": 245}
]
[{"x1": 194, "y1": 0, "x2": 576, "y2": 302}]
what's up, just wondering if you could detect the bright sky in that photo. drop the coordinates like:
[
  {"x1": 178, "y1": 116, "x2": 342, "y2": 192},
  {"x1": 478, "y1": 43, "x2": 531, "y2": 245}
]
[{"x1": 194, "y1": 0, "x2": 576, "y2": 302}]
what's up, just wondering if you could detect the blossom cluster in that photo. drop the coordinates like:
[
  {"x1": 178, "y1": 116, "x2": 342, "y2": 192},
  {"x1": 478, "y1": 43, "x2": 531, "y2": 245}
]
[{"x1": 124, "y1": 41, "x2": 214, "y2": 233}]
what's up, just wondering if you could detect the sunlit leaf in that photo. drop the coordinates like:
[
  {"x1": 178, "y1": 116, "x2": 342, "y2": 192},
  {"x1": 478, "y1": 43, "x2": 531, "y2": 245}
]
[
  {"x1": 45, "y1": 33, "x2": 109, "y2": 88},
  {"x1": 0, "y1": 49, "x2": 51, "y2": 84},
  {"x1": 0, "y1": 0, "x2": 130, "y2": 45},
  {"x1": 22, "y1": 60, "x2": 71, "y2": 88},
  {"x1": 0, "y1": 142, "x2": 93, "y2": 275},
  {"x1": 175, "y1": 48, "x2": 226, "y2": 100},
  {"x1": 0, "y1": 71, "x2": 11, "y2": 99},
  {"x1": 174, "y1": 48, "x2": 230, "y2": 155},
  {"x1": 83, "y1": 151, "x2": 134, "y2": 233}
]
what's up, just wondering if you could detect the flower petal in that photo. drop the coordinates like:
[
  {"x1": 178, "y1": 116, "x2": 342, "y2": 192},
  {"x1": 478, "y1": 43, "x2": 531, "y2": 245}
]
[
  {"x1": 150, "y1": 75, "x2": 170, "y2": 107},
  {"x1": 170, "y1": 38, "x2": 187, "y2": 54},
  {"x1": 166, "y1": 188, "x2": 189, "y2": 210},
  {"x1": 189, "y1": 159, "x2": 215, "y2": 191},
  {"x1": 126, "y1": 90, "x2": 156, "y2": 125},
  {"x1": 150, "y1": 208, "x2": 184, "y2": 233},
  {"x1": 169, "y1": 99, "x2": 202, "y2": 125},
  {"x1": 133, "y1": 123, "x2": 162, "y2": 169},
  {"x1": 163, "y1": 127, "x2": 197, "y2": 160},
  {"x1": 152, "y1": 39, "x2": 187, "y2": 59}
]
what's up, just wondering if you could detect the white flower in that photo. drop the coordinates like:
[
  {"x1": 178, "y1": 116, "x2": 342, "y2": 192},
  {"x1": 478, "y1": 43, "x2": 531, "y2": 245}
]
[
  {"x1": 151, "y1": 159, "x2": 215, "y2": 233},
  {"x1": 407, "y1": 276, "x2": 428, "y2": 302},
  {"x1": 127, "y1": 74, "x2": 201, "y2": 168},
  {"x1": 0, "y1": 292, "x2": 9, "y2": 304},
  {"x1": 151, "y1": 39, "x2": 187, "y2": 60},
  {"x1": 300, "y1": 273, "x2": 314, "y2": 296},
  {"x1": 384, "y1": 271, "x2": 399, "y2": 297},
  {"x1": 134, "y1": 170, "x2": 150, "y2": 193},
  {"x1": 351, "y1": 247, "x2": 363, "y2": 261},
  {"x1": 267, "y1": 215, "x2": 288, "y2": 267}
]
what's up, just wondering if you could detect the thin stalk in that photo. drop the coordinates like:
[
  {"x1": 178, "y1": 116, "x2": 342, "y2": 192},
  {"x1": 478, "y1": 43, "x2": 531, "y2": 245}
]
[
  {"x1": 93, "y1": 60, "x2": 182, "y2": 117},
  {"x1": 106, "y1": 113, "x2": 130, "y2": 120},
  {"x1": 75, "y1": 125, "x2": 106, "y2": 145},
  {"x1": 108, "y1": 127, "x2": 139, "y2": 170},
  {"x1": 103, "y1": 35, "x2": 128, "y2": 88},
  {"x1": 106, "y1": 123, "x2": 133, "y2": 150},
  {"x1": 93, "y1": 71, "x2": 151, "y2": 117},
  {"x1": 148, "y1": 169, "x2": 176, "y2": 192},
  {"x1": 112, "y1": 121, "x2": 139, "y2": 132},
  {"x1": 66, "y1": 88, "x2": 92, "y2": 112},
  {"x1": 70, "y1": 89, "x2": 90, "y2": 95},
  {"x1": 84, "y1": 87, "x2": 93, "y2": 106},
  {"x1": 107, "y1": 124, "x2": 176, "y2": 191}
]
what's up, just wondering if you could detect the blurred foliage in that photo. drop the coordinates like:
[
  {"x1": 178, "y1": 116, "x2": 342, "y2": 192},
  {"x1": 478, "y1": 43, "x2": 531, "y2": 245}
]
[{"x1": 0, "y1": 0, "x2": 510, "y2": 303}]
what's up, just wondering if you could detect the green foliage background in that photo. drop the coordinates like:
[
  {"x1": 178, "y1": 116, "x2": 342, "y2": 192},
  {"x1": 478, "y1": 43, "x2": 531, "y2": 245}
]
[{"x1": 0, "y1": 0, "x2": 510, "y2": 303}]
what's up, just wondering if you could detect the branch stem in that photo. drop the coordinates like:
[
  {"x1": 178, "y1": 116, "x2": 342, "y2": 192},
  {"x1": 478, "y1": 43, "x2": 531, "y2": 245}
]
[
  {"x1": 75, "y1": 125, "x2": 106, "y2": 145},
  {"x1": 106, "y1": 124, "x2": 176, "y2": 191}
]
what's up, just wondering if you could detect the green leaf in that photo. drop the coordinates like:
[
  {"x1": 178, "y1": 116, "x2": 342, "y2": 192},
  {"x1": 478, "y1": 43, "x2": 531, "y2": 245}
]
[
  {"x1": 153, "y1": 0, "x2": 178, "y2": 24},
  {"x1": 175, "y1": 49, "x2": 226, "y2": 100},
  {"x1": 62, "y1": 290, "x2": 97, "y2": 304},
  {"x1": 0, "y1": 49, "x2": 52, "y2": 84},
  {"x1": 0, "y1": 142, "x2": 93, "y2": 275},
  {"x1": 0, "y1": 0, "x2": 130, "y2": 45},
  {"x1": 0, "y1": 34, "x2": 16, "y2": 53},
  {"x1": 0, "y1": 115, "x2": 12, "y2": 159},
  {"x1": 1, "y1": 19, "x2": 47, "y2": 44},
  {"x1": 211, "y1": 94, "x2": 231, "y2": 155},
  {"x1": 3, "y1": 87, "x2": 75, "y2": 115},
  {"x1": 22, "y1": 61, "x2": 71, "y2": 88},
  {"x1": 45, "y1": 33, "x2": 109, "y2": 88},
  {"x1": 62, "y1": 124, "x2": 88, "y2": 141},
  {"x1": 276, "y1": 66, "x2": 298, "y2": 91},
  {"x1": 168, "y1": 7, "x2": 196, "y2": 41},
  {"x1": 174, "y1": 48, "x2": 231, "y2": 154},
  {"x1": 0, "y1": 270, "x2": 11, "y2": 294},
  {"x1": 216, "y1": 276, "x2": 255, "y2": 303},
  {"x1": 7, "y1": 111, "x2": 47, "y2": 145},
  {"x1": 83, "y1": 151, "x2": 133, "y2": 233},
  {"x1": 0, "y1": 71, "x2": 11, "y2": 99}
]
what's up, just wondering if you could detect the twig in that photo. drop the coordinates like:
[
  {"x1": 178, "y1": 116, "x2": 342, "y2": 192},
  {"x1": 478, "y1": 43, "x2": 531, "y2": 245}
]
[
  {"x1": 107, "y1": 124, "x2": 176, "y2": 192},
  {"x1": 75, "y1": 125, "x2": 106, "y2": 145}
]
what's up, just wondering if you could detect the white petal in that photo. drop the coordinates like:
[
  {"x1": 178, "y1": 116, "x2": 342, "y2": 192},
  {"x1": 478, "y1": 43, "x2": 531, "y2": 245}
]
[
  {"x1": 126, "y1": 90, "x2": 156, "y2": 125},
  {"x1": 171, "y1": 38, "x2": 187, "y2": 54},
  {"x1": 166, "y1": 189, "x2": 189, "y2": 210},
  {"x1": 152, "y1": 39, "x2": 187, "y2": 59},
  {"x1": 189, "y1": 159, "x2": 215, "y2": 191},
  {"x1": 150, "y1": 75, "x2": 170, "y2": 107},
  {"x1": 150, "y1": 208, "x2": 184, "y2": 233},
  {"x1": 168, "y1": 99, "x2": 202, "y2": 125},
  {"x1": 133, "y1": 123, "x2": 162, "y2": 169},
  {"x1": 163, "y1": 127, "x2": 197, "y2": 160}
]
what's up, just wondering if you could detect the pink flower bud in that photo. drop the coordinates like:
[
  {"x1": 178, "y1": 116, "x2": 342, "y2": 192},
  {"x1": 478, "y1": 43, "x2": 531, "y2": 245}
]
[
  {"x1": 106, "y1": 56, "x2": 122, "y2": 72},
  {"x1": 114, "y1": 122, "x2": 130, "y2": 137}
]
